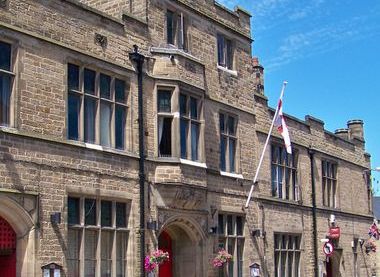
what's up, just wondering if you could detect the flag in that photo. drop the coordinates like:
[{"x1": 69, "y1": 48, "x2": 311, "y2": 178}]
[
  {"x1": 368, "y1": 223, "x2": 380, "y2": 240},
  {"x1": 274, "y1": 95, "x2": 292, "y2": 154}
]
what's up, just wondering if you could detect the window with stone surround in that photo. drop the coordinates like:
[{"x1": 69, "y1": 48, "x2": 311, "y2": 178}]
[
  {"x1": 0, "y1": 41, "x2": 14, "y2": 127},
  {"x1": 67, "y1": 64, "x2": 129, "y2": 150},
  {"x1": 157, "y1": 88, "x2": 203, "y2": 162},
  {"x1": 322, "y1": 160, "x2": 337, "y2": 208},
  {"x1": 271, "y1": 144, "x2": 298, "y2": 201},
  {"x1": 217, "y1": 214, "x2": 244, "y2": 277},
  {"x1": 67, "y1": 196, "x2": 130, "y2": 277},
  {"x1": 217, "y1": 34, "x2": 233, "y2": 70},
  {"x1": 166, "y1": 9, "x2": 187, "y2": 50},
  {"x1": 220, "y1": 113, "x2": 237, "y2": 173},
  {"x1": 274, "y1": 233, "x2": 301, "y2": 277}
]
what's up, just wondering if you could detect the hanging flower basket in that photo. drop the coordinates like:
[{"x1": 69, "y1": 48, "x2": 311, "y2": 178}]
[
  {"x1": 144, "y1": 249, "x2": 170, "y2": 273},
  {"x1": 364, "y1": 240, "x2": 377, "y2": 254},
  {"x1": 212, "y1": 249, "x2": 233, "y2": 268}
]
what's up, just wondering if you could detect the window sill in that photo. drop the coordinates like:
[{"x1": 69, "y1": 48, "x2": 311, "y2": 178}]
[
  {"x1": 150, "y1": 47, "x2": 203, "y2": 65},
  {"x1": 217, "y1": 65, "x2": 238, "y2": 76},
  {"x1": 180, "y1": 159, "x2": 207, "y2": 168},
  {"x1": 220, "y1": 171, "x2": 244, "y2": 179}
]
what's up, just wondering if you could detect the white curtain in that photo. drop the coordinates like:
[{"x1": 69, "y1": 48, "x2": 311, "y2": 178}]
[
  {"x1": 100, "y1": 102, "x2": 111, "y2": 147},
  {"x1": 158, "y1": 117, "x2": 164, "y2": 146}
]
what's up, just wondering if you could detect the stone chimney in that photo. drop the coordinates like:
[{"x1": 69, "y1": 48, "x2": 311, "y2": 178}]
[
  {"x1": 252, "y1": 57, "x2": 264, "y2": 95},
  {"x1": 334, "y1": 128, "x2": 349, "y2": 140},
  {"x1": 347, "y1": 119, "x2": 364, "y2": 141}
]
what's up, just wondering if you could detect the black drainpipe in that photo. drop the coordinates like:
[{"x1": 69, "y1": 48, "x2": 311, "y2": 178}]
[
  {"x1": 308, "y1": 147, "x2": 319, "y2": 277},
  {"x1": 129, "y1": 45, "x2": 146, "y2": 277}
]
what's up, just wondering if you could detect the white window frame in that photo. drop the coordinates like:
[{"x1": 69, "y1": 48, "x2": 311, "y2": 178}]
[
  {"x1": 322, "y1": 160, "x2": 337, "y2": 208},
  {"x1": 219, "y1": 113, "x2": 238, "y2": 173},
  {"x1": 274, "y1": 233, "x2": 301, "y2": 277}
]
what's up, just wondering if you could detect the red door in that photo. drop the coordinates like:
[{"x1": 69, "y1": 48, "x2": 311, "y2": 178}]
[
  {"x1": 158, "y1": 231, "x2": 173, "y2": 277},
  {"x1": 0, "y1": 216, "x2": 16, "y2": 277}
]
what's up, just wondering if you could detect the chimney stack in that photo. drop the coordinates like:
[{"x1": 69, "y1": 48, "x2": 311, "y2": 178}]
[
  {"x1": 347, "y1": 119, "x2": 364, "y2": 141},
  {"x1": 334, "y1": 128, "x2": 349, "y2": 140}
]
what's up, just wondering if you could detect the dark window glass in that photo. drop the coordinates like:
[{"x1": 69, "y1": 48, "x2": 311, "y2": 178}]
[
  {"x1": 85, "y1": 198, "x2": 96, "y2": 225},
  {"x1": 229, "y1": 138, "x2": 236, "y2": 173},
  {"x1": 180, "y1": 119, "x2": 188, "y2": 159},
  {"x1": 0, "y1": 74, "x2": 11, "y2": 126},
  {"x1": 217, "y1": 34, "x2": 225, "y2": 66},
  {"x1": 180, "y1": 94, "x2": 187, "y2": 115},
  {"x1": 100, "y1": 74, "x2": 111, "y2": 99},
  {"x1": 116, "y1": 202, "x2": 126, "y2": 227},
  {"x1": 177, "y1": 14, "x2": 186, "y2": 50},
  {"x1": 68, "y1": 64, "x2": 79, "y2": 91},
  {"x1": 218, "y1": 214, "x2": 224, "y2": 235},
  {"x1": 228, "y1": 116, "x2": 235, "y2": 135},
  {"x1": 68, "y1": 93, "x2": 80, "y2": 140},
  {"x1": 226, "y1": 39, "x2": 233, "y2": 69},
  {"x1": 68, "y1": 197, "x2": 80, "y2": 225},
  {"x1": 0, "y1": 41, "x2": 11, "y2": 71},
  {"x1": 158, "y1": 117, "x2": 172, "y2": 157},
  {"x1": 227, "y1": 215, "x2": 233, "y2": 235},
  {"x1": 190, "y1": 97, "x2": 198, "y2": 119},
  {"x1": 220, "y1": 136, "x2": 226, "y2": 171},
  {"x1": 84, "y1": 97, "x2": 96, "y2": 143},
  {"x1": 84, "y1": 69, "x2": 96, "y2": 95},
  {"x1": 219, "y1": 114, "x2": 225, "y2": 133},
  {"x1": 157, "y1": 91, "x2": 171, "y2": 113},
  {"x1": 115, "y1": 79, "x2": 126, "y2": 103},
  {"x1": 167, "y1": 10, "x2": 174, "y2": 45},
  {"x1": 236, "y1": 216, "x2": 243, "y2": 236},
  {"x1": 101, "y1": 201, "x2": 112, "y2": 227},
  {"x1": 191, "y1": 122, "x2": 199, "y2": 161},
  {"x1": 115, "y1": 105, "x2": 126, "y2": 150}
]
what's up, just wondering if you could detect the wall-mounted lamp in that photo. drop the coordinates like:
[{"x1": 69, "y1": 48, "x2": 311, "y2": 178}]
[
  {"x1": 209, "y1": 226, "x2": 217, "y2": 234},
  {"x1": 50, "y1": 212, "x2": 61, "y2": 225},
  {"x1": 146, "y1": 220, "x2": 157, "y2": 231}
]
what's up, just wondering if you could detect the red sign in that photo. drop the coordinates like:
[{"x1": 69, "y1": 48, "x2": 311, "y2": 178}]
[
  {"x1": 328, "y1": 227, "x2": 340, "y2": 239},
  {"x1": 323, "y1": 242, "x2": 334, "y2": 256}
]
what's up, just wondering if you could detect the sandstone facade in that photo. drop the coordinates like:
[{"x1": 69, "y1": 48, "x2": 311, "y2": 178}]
[{"x1": 0, "y1": 0, "x2": 375, "y2": 276}]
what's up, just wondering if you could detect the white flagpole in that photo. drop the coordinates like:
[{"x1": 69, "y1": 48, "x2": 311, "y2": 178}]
[{"x1": 245, "y1": 81, "x2": 288, "y2": 208}]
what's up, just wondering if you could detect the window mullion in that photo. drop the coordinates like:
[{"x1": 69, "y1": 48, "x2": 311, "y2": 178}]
[{"x1": 79, "y1": 67, "x2": 85, "y2": 142}]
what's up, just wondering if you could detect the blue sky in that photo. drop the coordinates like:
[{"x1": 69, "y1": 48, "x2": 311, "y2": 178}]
[{"x1": 218, "y1": 0, "x2": 380, "y2": 194}]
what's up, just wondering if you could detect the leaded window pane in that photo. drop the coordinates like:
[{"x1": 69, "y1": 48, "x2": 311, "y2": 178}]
[
  {"x1": 68, "y1": 197, "x2": 80, "y2": 225},
  {"x1": 84, "y1": 69, "x2": 96, "y2": 95},
  {"x1": 115, "y1": 79, "x2": 126, "y2": 103},
  {"x1": 68, "y1": 64, "x2": 79, "y2": 91},
  {"x1": 167, "y1": 10, "x2": 174, "y2": 45},
  {"x1": 0, "y1": 73, "x2": 11, "y2": 126},
  {"x1": 227, "y1": 215, "x2": 233, "y2": 235},
  {"x1": 115, "y1": 105, "x2": 126, "y2": 150},
  {"x1": 100, "y1": 102, "x2": 112, "y2": 147},
  {"x1": 220, "y1": 136, "x2": 226, "y2": 171},
  {"x1": 116, "y1": 232, "x2": 128, "y2": 277},
  {"x1": 116, "y1": 202, "x2": 126, "y2": 228},
  {"x1": 191, "y1": 122, "x2": 199, "y2": 161},
  {"x1": 190, "y1": 97, "x2": 197, "y2": 119},
  {"x1": 101, "y1": 231, "x2": 113, "y2": 277},
  {"x1": 236, "y1": 216, "x2": 243, "y2": 236},
  {"x1": 180, "y1": 94, "x2": 187, "y2": 115},
  {"x1": 85, "y1": 230, "x2": 97, "y2": 277},
  {"x1": 158, "y1": 117, "x2": 172, "y2": 157},
  {"x1": 100, "y1": 74, "x2": 111, "y2": 99},
  {"x1": 85, "y1": 199, "x2": 96, "y2": 226},
  {"x1": 158, "y1": 91, "x2": 171, "y2": 113},
  {"x1": 180, "y1": 118, "x2": 188, "y2": 159},
  {"x1": 218, "y1": 214, "x2": 224, "y2": 235},
  {"x1": 68, "y1": 93, "x2": 80, "y2": 140},
  {"x1": 229, "y1": 138, "x2": 236, "y2": 173},
  {"x1": 67, "y1": 229, "x2": 81, "y2": 277},
  {"x1": 0, "y1": 41, "x2": 11, "y2": 71},
  {"x1": 84, "y1": 97, "x2": 96, "y2": 143},
  {"x1": 101, "y1": 200, "x2": 112, "y2": 227}
]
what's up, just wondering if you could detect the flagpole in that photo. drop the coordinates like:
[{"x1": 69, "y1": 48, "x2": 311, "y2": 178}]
[{"x1": 245, "y1": 81, "x2": 288, "y2": 208}]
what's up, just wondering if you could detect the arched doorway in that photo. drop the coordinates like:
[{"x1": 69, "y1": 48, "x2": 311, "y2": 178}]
[
  {"x1": 158, "y1": 231, "x2": 173, "y2": 277},
  {"x1": 0, "y1": 216, "x2": 16, "y2": 277},
  {"x1": 158, "y1": 216, "x2": 206, "y2": 277}
]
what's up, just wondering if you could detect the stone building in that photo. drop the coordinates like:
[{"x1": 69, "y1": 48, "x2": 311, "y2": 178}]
[{"x1": 0, "y1": 0, "x2": 376, "y2": 276}]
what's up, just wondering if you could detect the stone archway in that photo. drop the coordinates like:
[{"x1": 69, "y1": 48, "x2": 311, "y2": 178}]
[
  {"x1": 158, "y1": 215, "x2": 206, "y2": 277},
  {"x1": 0, "y1": 195, "x2": 35, "y2": 277}
]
